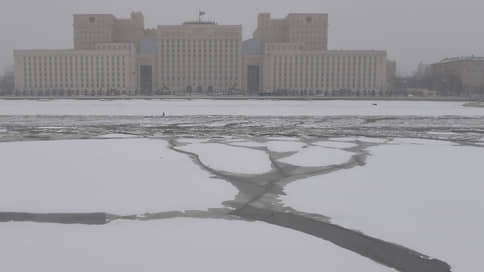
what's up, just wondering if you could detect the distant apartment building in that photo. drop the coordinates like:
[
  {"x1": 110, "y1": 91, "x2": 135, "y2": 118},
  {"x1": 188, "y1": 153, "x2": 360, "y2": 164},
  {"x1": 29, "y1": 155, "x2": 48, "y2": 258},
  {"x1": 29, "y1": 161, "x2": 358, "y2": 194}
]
[
  {"x1": 156, "y1": 22, "x2": 242, "y2": 93},
  {"x1": 430, "y1": 56, "x2": 484, "y2": 95},
  {"x1": 13, "y1": 11, "x2": 391, "y2": 96}
]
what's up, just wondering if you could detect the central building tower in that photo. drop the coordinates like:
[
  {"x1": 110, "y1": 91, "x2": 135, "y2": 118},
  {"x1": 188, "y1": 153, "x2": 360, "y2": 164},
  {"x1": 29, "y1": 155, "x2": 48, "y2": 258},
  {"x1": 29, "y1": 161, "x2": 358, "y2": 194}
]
[{"x1": 156, "y1": 21, "x2": 242, "y2": 94}]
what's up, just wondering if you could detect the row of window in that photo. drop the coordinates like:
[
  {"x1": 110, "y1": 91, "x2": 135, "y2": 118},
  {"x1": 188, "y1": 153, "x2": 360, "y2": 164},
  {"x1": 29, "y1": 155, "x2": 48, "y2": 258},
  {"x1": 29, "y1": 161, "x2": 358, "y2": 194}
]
[{"x1": 160, "y1": 39, "x2": 239, "y2": 47}]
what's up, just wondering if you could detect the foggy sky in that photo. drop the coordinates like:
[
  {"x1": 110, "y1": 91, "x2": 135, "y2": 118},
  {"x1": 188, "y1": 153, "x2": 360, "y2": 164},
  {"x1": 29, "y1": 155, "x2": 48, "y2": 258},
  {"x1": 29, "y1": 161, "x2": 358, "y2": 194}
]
[{"x1": 1, "y1": 0, "x2": 483, "y2": 75}]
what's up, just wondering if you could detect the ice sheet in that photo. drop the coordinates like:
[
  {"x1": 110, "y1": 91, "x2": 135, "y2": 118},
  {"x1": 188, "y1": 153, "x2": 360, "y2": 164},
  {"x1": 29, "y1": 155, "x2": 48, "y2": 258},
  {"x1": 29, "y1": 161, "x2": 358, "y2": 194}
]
[
  {"x1": 0, "y1": 139, "x2": 236, "y2": 214},
  {"x1": 98, "y1": 133, "x2": 137, "y2": 138},
  {"x1": 314, "y1": 141, "x2": 358, "y2": 149},
  {"x1": 282, "y1": 139, "x2": 484, "y2": 271},
  {"x1": 0, "y1": 219, "x2": 394, "y2": 272},
  {"x1": 279, "y1": 146, "x2": 353, "y2": 167},
  {"x1": 266, "y1": 141, "x2": 306, "y2": 152},
  {"x1": 179, "y1": 143, "x2": 272, "y2": 174},
  {"x1": 0, "y1": 99, "x2": 482, "y2": 116}
]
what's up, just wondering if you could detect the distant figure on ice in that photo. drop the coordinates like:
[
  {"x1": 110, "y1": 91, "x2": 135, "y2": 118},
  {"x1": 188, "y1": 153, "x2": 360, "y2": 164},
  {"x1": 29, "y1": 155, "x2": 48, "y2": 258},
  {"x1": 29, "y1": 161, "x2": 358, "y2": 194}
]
[{"x1": 162, "y1": 112, "x2": 166, "y2": 117}]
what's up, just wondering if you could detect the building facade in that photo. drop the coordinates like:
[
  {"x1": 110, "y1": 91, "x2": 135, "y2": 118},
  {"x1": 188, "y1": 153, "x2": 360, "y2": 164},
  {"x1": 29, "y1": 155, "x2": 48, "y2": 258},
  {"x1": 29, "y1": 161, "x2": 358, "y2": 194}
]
[
  {"x1": 156, "y1": 22, "x2": 242, "y2": 93},
  {"x1": 13, "y1": 11, "x2": 391, "y2": 96},
  {"x1": 262, "y1": 44, "x2": 387, "y2": 94},
  {"x1": 14, "y1": 43, "x2": 137, "y2": 95},
  {"x1": 243, "y1": 13, "x2": 388, "y2": 94}
]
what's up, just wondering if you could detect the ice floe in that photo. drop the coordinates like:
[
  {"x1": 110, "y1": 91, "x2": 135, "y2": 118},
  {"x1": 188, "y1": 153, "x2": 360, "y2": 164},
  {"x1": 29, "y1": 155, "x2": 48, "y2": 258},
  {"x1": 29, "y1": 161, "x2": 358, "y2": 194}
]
[
  {"x1": 0, "y1": 219, "x2": 394, "y2": 272},
  {"x1": 178, "y1": 143, "x2": 273, "y2": 174},
  {"x1": 279, "y1": 146, "x2": 353, "y2": 167},
  {"x1": 0, "y1": 139, "x2": 236, "y2": 214},
  {"x1": 282, "y1": 139, "x2": 484, "y2": 271}
]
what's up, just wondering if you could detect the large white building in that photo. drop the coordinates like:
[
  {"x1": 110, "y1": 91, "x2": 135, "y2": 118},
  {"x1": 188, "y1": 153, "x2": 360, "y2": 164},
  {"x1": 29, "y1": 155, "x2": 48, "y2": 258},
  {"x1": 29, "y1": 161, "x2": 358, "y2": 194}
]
[{"x1": 13, "y1": 11, "x2": 391, "y2": 96}]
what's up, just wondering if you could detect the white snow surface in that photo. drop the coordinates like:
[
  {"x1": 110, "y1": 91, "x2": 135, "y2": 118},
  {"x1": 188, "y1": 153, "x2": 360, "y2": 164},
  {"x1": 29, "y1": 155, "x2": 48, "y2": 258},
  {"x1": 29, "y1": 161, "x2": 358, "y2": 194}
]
[
  {"x1": 0, "y1": 99, "x2": 482, "y2": 116},
  {"x1": 0, "y1": 219, "x2": 394, "y2": 272},
  {"x1": 179, "y1": 143, "x2": 272, "y2": 174},
  {"x1": 230, "y1": 141, "x2": 266, "y2": 148},
  {"x1": 282, "y1": 139, "x2": 484, "y2": 272},
  {"x1": 331, "y1": 137, "x2": 389, "y2": 143},
  {"x1": 266, "y1": 141, "x2": 307, "y2": 152},
  {"x1": 97, "y1": 133, "x2": 137, "y2": 138},
  {"x1": 315, "y1": 141, "x2": 358, "y2": 149},
  {"x1": 0, "y1": 139, "x2": 236, "y2": 214},
  {"x1": 279, "y1": 146, "x2": 353, "y2": 167}
]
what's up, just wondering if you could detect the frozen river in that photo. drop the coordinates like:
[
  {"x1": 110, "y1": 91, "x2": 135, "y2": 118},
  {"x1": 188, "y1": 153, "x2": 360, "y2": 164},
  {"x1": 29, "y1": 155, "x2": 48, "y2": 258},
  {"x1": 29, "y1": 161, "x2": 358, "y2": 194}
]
[
  {"x1": 0, "y1": 99, "x2": 482, "y2": 116},
  {"x1": 1, "y1": 99, "x2": 483, "y2": 272}
]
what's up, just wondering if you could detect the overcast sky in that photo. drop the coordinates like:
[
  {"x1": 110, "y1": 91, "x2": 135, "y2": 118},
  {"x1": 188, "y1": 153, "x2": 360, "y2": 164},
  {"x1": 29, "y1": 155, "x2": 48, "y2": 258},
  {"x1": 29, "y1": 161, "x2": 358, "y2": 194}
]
[{"x1": 1, "y1": 0, "x2": 483, "y2": 75}]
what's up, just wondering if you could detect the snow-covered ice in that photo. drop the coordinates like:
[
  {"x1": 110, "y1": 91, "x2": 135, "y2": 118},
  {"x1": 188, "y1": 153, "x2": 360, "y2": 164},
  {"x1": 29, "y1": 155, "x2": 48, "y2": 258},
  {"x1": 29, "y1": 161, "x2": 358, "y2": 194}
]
[
  {"x1": 330, "y1": 137, "x2": 389, "y2": 143},
  {"x1": 0, "y1": 219, "x2": 394, "y2": 272},
  {"x1": 0, "y1": 99, "x2": 482, "y2": 116},
  {"x1": 97, "y1": 133, "x2": 138, "y2": 138},
  {"x1": 279, "y1": 146, "x2": 353, "y2": 167},
  {"x1": 314, "y1": 141, "x2": 358, "y2": 149},
  {"x1": 230, "y1": 141, "x2": 266, "y2": 148},
  {"x1": 282, "y1": 139, "x2": 484, "y2": 272},
  {"x1": 266, "y1": 141, "x2": 306, "y2": 152},
  {"x1": 178, "y1": 143, "x2": 272, "y2": 174},
  {"x1": 0, "y1": 139, "x2": 236, "y2": 214}
]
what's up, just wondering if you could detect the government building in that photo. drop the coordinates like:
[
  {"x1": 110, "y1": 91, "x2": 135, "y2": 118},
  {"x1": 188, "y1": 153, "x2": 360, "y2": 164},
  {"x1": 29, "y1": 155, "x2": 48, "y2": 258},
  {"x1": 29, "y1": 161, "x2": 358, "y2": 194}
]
[{"x1": 14, "y1": 11, "x2": 391, "y2": 96}]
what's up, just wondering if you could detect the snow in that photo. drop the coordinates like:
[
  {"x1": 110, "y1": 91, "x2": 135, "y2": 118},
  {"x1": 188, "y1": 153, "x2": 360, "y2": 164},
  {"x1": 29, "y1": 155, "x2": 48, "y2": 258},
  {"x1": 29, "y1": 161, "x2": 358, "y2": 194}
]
[
  {"x1": 98, "y1": 133, "x2": 137, "y2": 138},
  {"x1": 266, "y1": 141, "x2": 306, "y2": 152},
  {"x1": 0, "y1": 99, "x2": 483, "y2": 116},
  {"x1": 315, "y1": 141, "x2": 357, "y2": 149},
  {"x1": 231, "y1": 140, "x2": 306, "y2": 152},
  {"x1": 331, "y1": 137, "x2": 389, "y2": 143},
  {"x1": 0, "y1": 219, "x2": 394, "y2": 272},
  {"x1": 282, "y1": 139, "x2": 484, "y2": 272},
  {"x1": 179, "y1": 143, "x2": 272, "y2": 174},
  {"x1": 0, "y1": 139, "x2": 236, "y2": 214},
  {"x1": 390, "y1": 138, "x2": 457, "y2": 146},
  {"x1": 230, "y1": 141, "x2": 266, "y2": 148},
  {"x1": 427, "y1": 131, "x2": 458, "y2": 135},
  {"x1": 279, "y1": 146, "x2": 353, "y2": 167}
]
